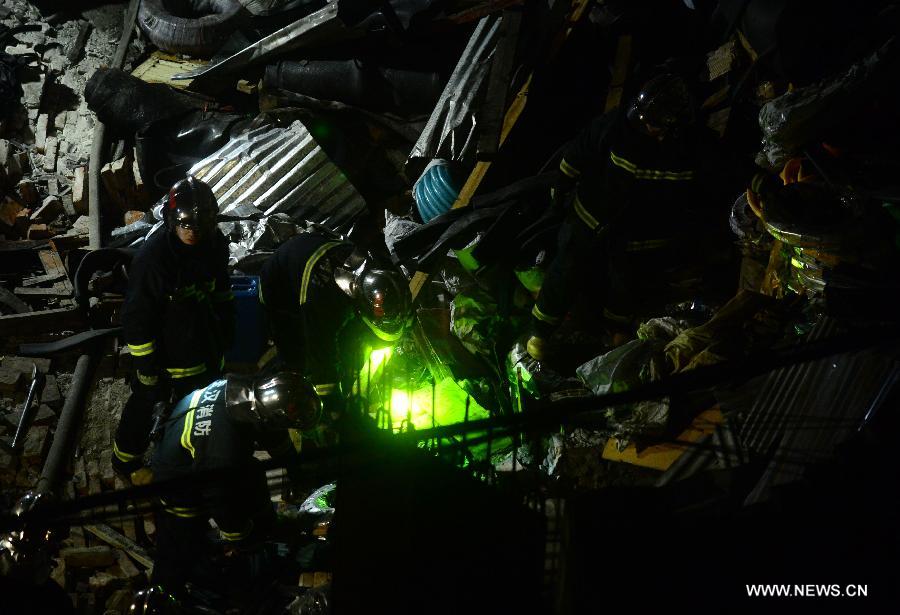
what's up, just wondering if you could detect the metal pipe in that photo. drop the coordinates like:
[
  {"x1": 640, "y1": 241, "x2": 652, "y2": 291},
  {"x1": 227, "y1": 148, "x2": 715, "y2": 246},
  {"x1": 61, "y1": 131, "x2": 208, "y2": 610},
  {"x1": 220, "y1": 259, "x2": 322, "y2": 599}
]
[
  {"x1": 35, "y1": 353, "x2": 97, "y2": 496},
  {"x1": 88, "y1": 0, "x2": 140, "y2": 250}
]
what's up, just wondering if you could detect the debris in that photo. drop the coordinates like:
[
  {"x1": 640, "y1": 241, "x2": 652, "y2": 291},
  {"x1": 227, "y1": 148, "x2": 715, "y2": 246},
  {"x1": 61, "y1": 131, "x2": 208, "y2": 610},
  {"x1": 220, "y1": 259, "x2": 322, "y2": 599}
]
[
  {"x1": 66, "y1": 21, "x2": 93, "y2": 64},
  {"x1": 263, "y1": 60, "x2": 444, "y2": 116},
  {"x1": 34, "y1": 113, "x2": 49, "y2": 152},
  {"x1": 17, "y1": 179, "x2": 39, "y2": 206},
  {"x1": 0, "y1": 367, "x2": 24, "y2": 394},
  {"x1": 72, "y1": 166, "x2": 88, "y2": 215},
  {"x1": 1, "y1": 355, "x2": 52, "y2": 374},
  {"x1": 182, "y1": 119, "x2": 368, "y2": 236},
  {"x1": 43, "y1": 137, "x2": 58, "y2": 172},
  {"x1": 0, "y1": 197, "x2": 23, "y2": 227},
  {"x1": 30, "y1": 196, "x2": 63, "y2": 223},
  {"x1": 84, "y1": 524, "x2": 154, "y2": 569},
  {"x1": 21, "y1": 424, "x2": 49, "y2": 466},
  {"x1": 131, "y1": 50, "x2": 206, "y2": 89},
  {"x1": 41, "y1": 375, "x2": 62, "y2": 408}
]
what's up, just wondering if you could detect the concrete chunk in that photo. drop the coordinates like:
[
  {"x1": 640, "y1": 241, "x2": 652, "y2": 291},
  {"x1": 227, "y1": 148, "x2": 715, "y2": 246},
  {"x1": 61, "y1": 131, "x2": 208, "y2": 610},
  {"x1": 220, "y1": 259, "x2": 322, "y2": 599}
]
[
  {"x1": 34, "y1": 114, "x2": 49, "y2": 152},
  {"x1": 43, "y1": 137, "x2": 58, "y2": 172},
  {"x1": 2, "y1": 356, "x2": 52, "y2": 374},
  {"x1": 72, "y1": 166, "x2": 88, "y2": 215}
]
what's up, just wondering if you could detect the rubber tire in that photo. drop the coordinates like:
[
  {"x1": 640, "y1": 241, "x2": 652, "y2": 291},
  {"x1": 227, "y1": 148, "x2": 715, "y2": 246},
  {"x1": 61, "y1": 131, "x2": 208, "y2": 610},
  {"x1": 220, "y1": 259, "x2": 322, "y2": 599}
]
[{"x1": 138, "y1": 0, "x2": 244, "y2": 57}]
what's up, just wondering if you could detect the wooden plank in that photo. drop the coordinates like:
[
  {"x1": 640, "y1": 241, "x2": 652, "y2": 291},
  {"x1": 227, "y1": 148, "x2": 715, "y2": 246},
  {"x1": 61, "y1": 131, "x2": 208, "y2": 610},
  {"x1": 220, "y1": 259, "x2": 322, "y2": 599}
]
[
  {"x1": 21, "y1": 271, "x2": 66, "y2": 287},
  {"x1": 13, "y1": 285, "x2": 72, "y2": 298},
  {"x1": 131, "y1": 51, "x2": 206, "y2": 89},
  {"x1": 39, "y1": 250, "x2": 74, "y2": 294},
  {"x1": 0, "y1": 306, "x2": 84, "y2": 337}
]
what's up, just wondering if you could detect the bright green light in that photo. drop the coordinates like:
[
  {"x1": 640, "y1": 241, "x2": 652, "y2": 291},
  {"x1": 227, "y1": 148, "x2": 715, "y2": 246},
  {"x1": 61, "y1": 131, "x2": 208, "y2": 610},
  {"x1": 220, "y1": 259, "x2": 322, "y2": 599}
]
[{"x1": 368, "y1": 347, "x2": 392, "y2": 373}]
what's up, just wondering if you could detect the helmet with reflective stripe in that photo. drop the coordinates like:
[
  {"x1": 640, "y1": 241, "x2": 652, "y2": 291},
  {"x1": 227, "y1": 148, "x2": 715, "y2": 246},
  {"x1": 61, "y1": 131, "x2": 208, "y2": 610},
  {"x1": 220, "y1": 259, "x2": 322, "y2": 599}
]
[
  {"x1": 335, "y1": 250, "x2": 413, "y2": 343},
  {"x1": 254, "y1": 371, "x2": 322, "y2": 430},
  {"x1": 627, "y1": 73, "x2": 695, "y2": 138},
  {"x1": 355, "y1": 266, "x2": 413, "y2": 342},
  {"x1": 163, "y1": 175, "x2": 218, "y2": 236}
]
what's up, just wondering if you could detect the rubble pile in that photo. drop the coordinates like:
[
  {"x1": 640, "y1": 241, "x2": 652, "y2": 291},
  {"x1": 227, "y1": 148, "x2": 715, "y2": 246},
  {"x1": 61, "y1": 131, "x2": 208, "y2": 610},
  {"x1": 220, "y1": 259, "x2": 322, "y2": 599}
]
[{"x1": 1, "y1": 0, "x2": 899, "y2": 612}]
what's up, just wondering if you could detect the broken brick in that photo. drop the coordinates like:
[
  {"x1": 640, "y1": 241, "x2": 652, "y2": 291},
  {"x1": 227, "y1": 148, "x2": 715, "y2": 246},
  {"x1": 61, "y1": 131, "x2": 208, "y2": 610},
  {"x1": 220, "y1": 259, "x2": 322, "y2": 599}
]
[
  {"x1": 123, "y1": 210, "x2": 144, "y2": 226},
  {"x1": 43, "y1": 137, "x2": 58, "y2": 172},
  {"x1": 60, "y1": 546, "x2": 116, "y2": 569},
  {"x1": 35, "y1": 113, "x2": 49, "y2": 152}
]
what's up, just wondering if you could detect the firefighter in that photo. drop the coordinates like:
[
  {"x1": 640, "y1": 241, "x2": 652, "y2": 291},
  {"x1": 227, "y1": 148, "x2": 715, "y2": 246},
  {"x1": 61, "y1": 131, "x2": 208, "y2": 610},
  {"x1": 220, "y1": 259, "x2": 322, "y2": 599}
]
[
  {"x1": 528, "y1": 73, "x2": 740, "y2": 360},
  {"x1": 149, "y1": 371, "x2": 322, "y2": 598},
  {"x1": 112, "y1": 175, "x2": 234, "y2": 483},
  {"x1": 258, "y1": 229, "x2": 413, "y2": 403}
]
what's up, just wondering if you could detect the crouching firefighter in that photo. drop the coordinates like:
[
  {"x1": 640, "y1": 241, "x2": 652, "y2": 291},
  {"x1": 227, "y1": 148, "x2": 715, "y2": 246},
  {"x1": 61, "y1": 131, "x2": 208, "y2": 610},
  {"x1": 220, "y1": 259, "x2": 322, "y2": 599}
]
[
  {"x1": 113, "y1": 175, "x2": 235, "y2": 484},
  {"x1": 259, "y1": 228, "x2": 413, "y2": 411},
  {"x1": 149, "y1": 371, "x2": 322, "y2": 599},
  {"x1": 528, "y1": 73, "x2": 740, "y2": 359}
]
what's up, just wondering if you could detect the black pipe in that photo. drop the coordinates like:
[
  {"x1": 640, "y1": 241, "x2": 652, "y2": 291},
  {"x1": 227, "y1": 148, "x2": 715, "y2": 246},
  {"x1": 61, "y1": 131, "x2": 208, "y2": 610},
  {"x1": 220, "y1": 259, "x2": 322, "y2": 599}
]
[{"x1": 35, "y1": 352, "x2": 98, "y2": 496}]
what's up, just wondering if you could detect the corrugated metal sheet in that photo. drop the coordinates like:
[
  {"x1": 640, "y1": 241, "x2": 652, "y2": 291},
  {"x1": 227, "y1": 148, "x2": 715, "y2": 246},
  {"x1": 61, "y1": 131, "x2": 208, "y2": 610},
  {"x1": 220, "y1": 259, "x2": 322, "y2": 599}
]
[
  {"x1": 408, "y1": 13, "x2": 503, "y2": 165},
  {"x1": 188, "y1": 119, "x2": 367, "y2": 232},
  {"x1": 740, "y1": 318, "x2": 900, "y2": 505}
]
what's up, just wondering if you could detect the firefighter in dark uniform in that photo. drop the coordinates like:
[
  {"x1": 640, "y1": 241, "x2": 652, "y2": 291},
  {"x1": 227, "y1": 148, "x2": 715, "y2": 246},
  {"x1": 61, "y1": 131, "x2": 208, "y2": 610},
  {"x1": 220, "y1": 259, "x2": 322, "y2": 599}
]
[
  {"x1": 149, "y1": 371, "x2": 321, "y2": 597},
  {"x1": 112, "y1": 176, "x2": 235, "y2": 483},
  {"x1": 528, "y1": 74, "x2": 739, "y2": 359},
  {"x1": 258, "y1": 229, "x2": 413, "y2": 406}
]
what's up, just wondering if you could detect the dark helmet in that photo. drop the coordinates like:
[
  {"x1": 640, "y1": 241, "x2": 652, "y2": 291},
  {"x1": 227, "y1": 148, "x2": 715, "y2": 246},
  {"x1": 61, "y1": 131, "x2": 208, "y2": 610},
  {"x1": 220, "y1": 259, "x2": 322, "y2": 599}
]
[
  {"x1": 355, "y1": 267, "x2": 413, "y2": 342},
  {"x1": 255, "y1": 371, "x2": 323, "y2": 430},
  {"x1": 163, "y1": 175, "x2": 218, "y2": 235},
  {"x1": 335, "y1": 251, "x2": 414, "y2": 343},
  {"x1": 627, "y1": 73, "x2": 695, "y2": 138}
]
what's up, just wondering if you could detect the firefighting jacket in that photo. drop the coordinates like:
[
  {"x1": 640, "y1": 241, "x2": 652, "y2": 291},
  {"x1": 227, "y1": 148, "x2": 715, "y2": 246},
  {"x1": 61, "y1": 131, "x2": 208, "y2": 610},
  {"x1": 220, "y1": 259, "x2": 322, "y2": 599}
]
[
  {"x1": 122, "y1": 229, "x2": 234, "y2": 386},
  {"x1": 259, "y1": 232, "x2": 368, "y2": 396},
  {"x1": 558, "y1": 109, "x2": 729, "y2": 244},
  {"x1": 152, "y1": 379, "x2": 301, "y2": 541}
]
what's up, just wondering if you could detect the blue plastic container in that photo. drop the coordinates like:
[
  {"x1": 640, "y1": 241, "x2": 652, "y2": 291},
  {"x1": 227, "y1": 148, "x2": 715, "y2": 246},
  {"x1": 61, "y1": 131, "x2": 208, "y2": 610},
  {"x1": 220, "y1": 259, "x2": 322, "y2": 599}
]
[{"x1": 225, "y1": 276, "x2": 267, "y2": 364}]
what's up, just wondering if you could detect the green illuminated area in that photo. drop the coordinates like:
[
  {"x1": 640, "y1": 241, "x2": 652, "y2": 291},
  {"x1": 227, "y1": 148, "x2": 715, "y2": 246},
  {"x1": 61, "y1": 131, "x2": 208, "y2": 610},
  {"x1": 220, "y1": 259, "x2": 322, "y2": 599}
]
[{"x1": 357, "y1": 347, "x2": 491, "y2": 434}]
